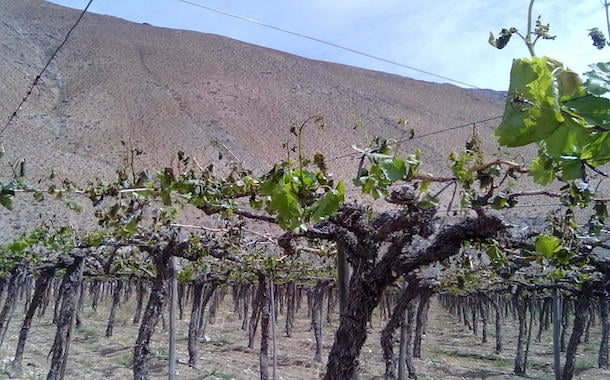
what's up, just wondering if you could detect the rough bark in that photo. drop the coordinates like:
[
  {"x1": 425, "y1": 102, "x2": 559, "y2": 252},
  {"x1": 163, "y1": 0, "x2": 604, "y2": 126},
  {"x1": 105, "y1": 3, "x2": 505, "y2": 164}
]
[
  {"x1": 248, "y1": 283, "x2": 263, "y2": 349},
  {"x1": 188, "y1": 274, "x2": 206, "y2": 367},
  {"x1": 327, "y1": 286, "x2": 336, "y2": 324},
  {"x1": 405, "y1": 302, "x2": 417, "y2": 379},
  {"x1": 105, "y1": 280, "x2": 123, "y2": 337},
  {"x1": 133, "y1": 253, "x2": 171, "y2": 380},
  {"x1": 323, "y1": 215, "x2": 504, "y2": 380},
  {"x1": 242, "y1": 284, "x2": 251, "y2": 331},
  {"x1": 562, "y1": 294, "x2": 589, "y2": 380},
  {"x1": 52, "y1": 277, "x2": 63, "y2": 325},
  {"x1": 553, "y1": 289, "x2": 562, "y2": 380},
  {"x1": 311, "y1": 280, "x2": 328, "y2": 362},
  {"x1": 381, "y1": 279, "x2": 418, "y2": 380},
  {"x1": 471, "y1": 300, "x2": 478, "y2": 336},
  {"x1": 258, "y1": 273, "x2": 270, "y2": 380},
  {"x1": 177, "y1": 282, "x2": 185, "y2": 320},
  {"x1": 413, "y1": 287, "x2": 432, "y2": 358},
  {"x1": 336, "y1": 246, "x2": 350, "y2": 315},
  {"x1": 132, "y1": 280, "x2": 146, "y2": 325},
  {"x1": 523, "y1": 299, "x2": 535, "y2": 373},
  {"x1": 0, "y1": 267, "x2": 25, "y2": 347},
  {"x1": 561, "y1": 299, "x2": 569, "y2": 352},
  {"x1": 208, "y1": 291, "x2": 219, "y2": 325},
  {"x1": 47, "y1": 254, "x2": 85, "y2": 380},
  {"x1": 187, "y1": 274, "x2": 218, "y2": 367},
  {"x1": 599, "y1": 292, "x2": 609, "y2": 369},
  {"x1": 285, "y1": 281, "x2": 296, "y2": 337},
  {"x1": 513, "y1": 293, "x2": 528, "y2": 376},
  {"x1": 90, "y1": 280, "x2": 100, "y2": 312},
  {"x1": 75, "y1": 281, "x2": 85, "y2": 329},
  {"x1": 10, "y1": 267, "x2": 54, "y2": 375},
  {"x1": 168, "y1": 257, "x2": 178, "y2": 380},
  {"x1": 493, "y1": 297, "x2": 503, "y2": 354}
]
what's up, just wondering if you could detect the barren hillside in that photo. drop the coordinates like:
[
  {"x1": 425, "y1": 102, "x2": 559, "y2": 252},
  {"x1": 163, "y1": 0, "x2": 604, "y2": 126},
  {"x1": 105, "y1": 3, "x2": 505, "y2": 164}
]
[
  {"x1": 3, "y1": 0, "x2": 590, "y2": 241},
  {"x1": 0, "y1": 0, "x2": 508, "y2": 177}
]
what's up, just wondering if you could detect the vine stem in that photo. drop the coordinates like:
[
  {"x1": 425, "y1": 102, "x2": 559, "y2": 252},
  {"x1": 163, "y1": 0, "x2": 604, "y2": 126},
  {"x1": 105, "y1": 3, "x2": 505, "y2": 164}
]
[
  {"x1": 169, "y1": 222, "x2": 329, "y2": 254},
  {"x1": 514, "y1": 0, "x2": 537, "y2": 56},
  {"x1": 526, "y1": 0, "x2": 536, "y2": 57}
]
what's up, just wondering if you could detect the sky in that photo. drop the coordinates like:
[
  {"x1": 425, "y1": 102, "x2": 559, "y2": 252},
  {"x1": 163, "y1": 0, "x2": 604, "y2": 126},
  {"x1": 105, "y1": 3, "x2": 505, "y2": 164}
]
[{"x1": 47, "y1": 0, "x2": 609, "y2": 91}]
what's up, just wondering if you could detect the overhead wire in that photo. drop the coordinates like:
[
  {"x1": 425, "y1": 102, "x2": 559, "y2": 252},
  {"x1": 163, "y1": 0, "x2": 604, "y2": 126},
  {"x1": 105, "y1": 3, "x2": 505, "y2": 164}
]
[
  {"x1": 327, "y1": 114, "x2": 504, "y2": 162},
  {"x1": 1, "y1": 0, "x2": 94, "y2": 136},
  {"x1": 171, "y1": 0, "x2": 512, "y2": 164},
  {"x1": 175, "y1": 0, "x2": 483, "y2": 89}
]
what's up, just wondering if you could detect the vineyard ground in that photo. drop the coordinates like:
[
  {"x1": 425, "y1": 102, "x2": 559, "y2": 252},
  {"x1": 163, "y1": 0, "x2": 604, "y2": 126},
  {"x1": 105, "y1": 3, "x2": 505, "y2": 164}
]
[{"x1": 0, "y1": 291, "x2": 608, "y2": 380}]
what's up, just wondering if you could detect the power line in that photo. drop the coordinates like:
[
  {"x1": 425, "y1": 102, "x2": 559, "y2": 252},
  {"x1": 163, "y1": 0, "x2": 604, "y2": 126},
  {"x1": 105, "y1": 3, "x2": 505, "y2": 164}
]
[
  {"x1": 324, "y1": 88, "x2": 598, "y2": 162},
  {"x1": 176, "y1": 0, "x2": 483, "y2": 89},
  {"x1": 327, "y1": 114, "x2": 503, "y2": 162},
  {"x1": 1, "y1": 0, "x2": 94, "y2": 136}
]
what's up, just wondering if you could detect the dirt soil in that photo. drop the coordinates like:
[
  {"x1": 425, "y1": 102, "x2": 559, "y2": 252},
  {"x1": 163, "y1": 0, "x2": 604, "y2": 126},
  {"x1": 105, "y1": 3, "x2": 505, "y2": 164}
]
[{"x1": 0, "y1": 290, "x2": 608, "y2": 380}]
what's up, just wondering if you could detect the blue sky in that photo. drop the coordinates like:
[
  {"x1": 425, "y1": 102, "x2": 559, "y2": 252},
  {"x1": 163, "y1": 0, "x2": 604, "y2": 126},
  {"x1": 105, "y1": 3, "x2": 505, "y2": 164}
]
[{"x1": 47, "y1": 0, "x2": 608, "y2": 90}]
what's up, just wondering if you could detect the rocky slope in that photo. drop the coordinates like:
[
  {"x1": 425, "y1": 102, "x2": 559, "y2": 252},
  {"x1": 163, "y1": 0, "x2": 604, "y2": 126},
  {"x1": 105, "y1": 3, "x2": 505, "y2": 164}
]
[{"x1": 1, "y1": 0, "x2": 576, "y2": 240}]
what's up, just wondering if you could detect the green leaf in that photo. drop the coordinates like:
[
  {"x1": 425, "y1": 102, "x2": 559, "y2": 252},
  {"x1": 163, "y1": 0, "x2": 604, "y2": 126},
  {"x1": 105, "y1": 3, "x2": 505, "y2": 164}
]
[
  {"x1": 495, "y1": 57, "x2": 563, "y2": 147},
  {"x1": 379, "y1": 157, "x2": 407, "y2": 182},
  {"x1": 160, "y1": 190, "x2": 172, "y2": 206},
  {"x1": 268, "y1": 184, "x2": 303, "y2": 230},
  {"x1": 486, "y1": 244, "x2": 507, "y2": 265},
  {"x1": 582, "y1": 133, "x2": 610, "y2": 166},
  {"x1": 535, "y1": 234, "x2": 562, "y2": 260},
  {"x1": 417, "y1": 193, "x2": 439, "y2": 210},
  {"x1": 554, "y1": 66, "x2": 582, "y2": 100},
  {"x1": 563, "y1": 94, "x2": 610, "y2": 130},
  {"x1": 528, "y1": 155, "x2": 555, "y2": 185},
  {"x1": 542, "y1": 116, "x2": 593, "y2": 158},
  {"x1": 6, "y1": 239, "x2": 29, "y2": 255},
  {"x1": 583, "y1": 62, "x2": 610, "y2": 97},
  {"x1": 0, "y1": 193, "x2": 12, "y2": 210},
  {"x1": 306, "y1": 181, "x2": 344, "y2": 222},
  {"x1": 559, "y1": 158, "x2": 583, "y2": 181}
]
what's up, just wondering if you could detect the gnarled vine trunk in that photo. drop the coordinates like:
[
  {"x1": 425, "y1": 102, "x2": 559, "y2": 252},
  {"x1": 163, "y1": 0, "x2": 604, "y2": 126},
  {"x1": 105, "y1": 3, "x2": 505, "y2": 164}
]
[
  {"x1": 10, "y1": 267, "x2": 55, "y2": 375},
  {"x1": 413, "y1": 287, "x2": 432, "y2": 358},
  {"x1": 257, "y1": 272, "x2": 270, "y2": 380},
  {"x1": 133, "y1": 253, "x2": 171, "y2": 380},
  {"x1": 562, "y1": 293, "x2": 589, "y2": 380},
  {"x1": 513, "y1": 292, "x2": 528, "y2": 376},
  {"x1": 105, "y1": 280, "x2": 123, "y2": 337},
  {"x1": 311, "y1": 280, "x2": 328, "y2": 362},
  {"x1": 188, "y1": 274, "x2": 219, "y2": 367},
  {"x1": 381, "y1": 279, "x2": 419, "y2": 380},
  {"x1": 599, "y1": 291, "x2": 609, "y2": 369},
  {"x1": 0, "y1": 267, "x2": 25, "y2": 347},
  {"x1": 323, "y1": 215, "x2": 504, "y2": 379},
  {"x1": 47, "y1": 254, "x2": 85, "y2": 380}
]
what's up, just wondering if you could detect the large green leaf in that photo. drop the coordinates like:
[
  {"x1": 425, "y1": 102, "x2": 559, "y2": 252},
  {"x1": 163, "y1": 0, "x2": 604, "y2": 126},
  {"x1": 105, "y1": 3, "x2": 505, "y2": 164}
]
[
  {"x1": 563, "y1": 93, "x2": 610, "y2": 130},
  {"x1": 542, "y1": 116, "x2": 594, "y2": 158},
  {"x1": 495, "y1": 57, "x2": 563, "y2": 147}
]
